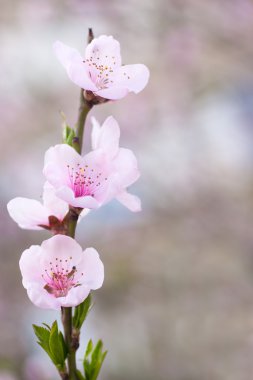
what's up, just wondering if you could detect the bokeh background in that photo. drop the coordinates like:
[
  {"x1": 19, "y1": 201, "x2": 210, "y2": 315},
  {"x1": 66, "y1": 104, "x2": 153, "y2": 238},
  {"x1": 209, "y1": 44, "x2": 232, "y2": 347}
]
[{"x1": 2, "y1": 0, "x2": 253, "y2": 379}]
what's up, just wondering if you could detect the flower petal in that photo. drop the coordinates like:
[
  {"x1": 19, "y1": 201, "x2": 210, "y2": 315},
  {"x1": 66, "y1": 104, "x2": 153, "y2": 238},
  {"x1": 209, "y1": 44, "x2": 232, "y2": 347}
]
[
  {"x1": 91, "y1": 116, "x2": 101, "y2": 150},
  {"x1": 53, "y1": 41, "x2": 97, "y2": 91},
  {"x1": 19, "y1": 245, "x2": 44, "y2": 288},
  {"x1": 27, "y1": 283, "x2": 62, "y2": 310},
  {"x1": 85, "y1": 35, "x2": 122, "y2": 68},
  {"x1": 116, "y1": 191, "x2": 141, "y2": 212},
  {"x1": 68, "y1": 62, "x2": 98, "y2": 91},
  {"x1": 43, "y1": 144, "x2": 81, "y2": 188},
  {"x1": 56, "y1": 186, "x2": 100, "y2": 209},
  {"x1": 53, "y1": 40, "x2": 83, "y2": 66},
  {"x1": 91, "y1": 116, "x2": 120, "y2": 158},
  {"x1": 114, "y1": 64, "x2": 150, "y2": 93},
  {"x1": 43, "y1": 182, "x2": 68, "y2": 221},
  {"x1": 7, "y1": 198, "x2": 49, "y2": 230},
  {"x1": 95, "y1": 86, "x2": 128, "y2": 100},
  {"x1": 113, "y1": 148, "x2": 140, "y2": 188},
  {"x1": 41, "y1": 235, "x2": 83, "y2": 267},
  {"x1": 61, "y1": 285, "x2": 90, "y2": 308},
  {"x1": 80, "y1": 248, "x2": 104, "y2": 290}
]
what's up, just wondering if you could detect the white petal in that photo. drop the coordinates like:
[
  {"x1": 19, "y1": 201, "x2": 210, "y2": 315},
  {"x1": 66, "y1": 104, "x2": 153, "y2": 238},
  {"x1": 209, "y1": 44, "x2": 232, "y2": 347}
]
[
  {"x1": 7, "y1": 198, "x2": 49, "y2": 230},
  {"x1": 56, "y1": 186, "x2": 100, "y2": 209},
  {"x1": 43, "y1": 144, "x2": 81, "y2": 188},
  {"x1": 19, "y1": 245, "x2": 43, "y2": 288},
  {"x1": 68, "y1": 62, "x2": 97, "y2": 91},
  {"x1": 80, "y1": 248, "x2": 104, "y2": 290},
  {"x1": 116, "y1": 191, "x2": 141, "y2": 212},
  {"x1": 91, "y1": 116, "x2": 120, "y2": 158},
  {"x1": 114, "y1": 64, "x2": 150, "y2": 93},
  {"x1": 61, "y1": 286, "x2": 90, "y2": 307},
  {"x1": 113, "y1": 148, "x2": 140, "y2": 188},
  {"x1": 91, "y1": 116, "x2": 101, "y2": 150},
  {"x1": 41, "y1": 235, "x2": 83, "y2": 267},
  {"x1": 53, "y1": 40, "x2": 83, "y2": 67},
  {"x1": 95, "y1": 86, "x2": 128, "y2": 100},
  {"x1": 42, "y1": 182, "x2": 68, "y2": 221},
  {"x1": 27, "y1": 283, "x2": 61, "y2": 310},
  {"x1": 53, "y1": 41, "x2": 97, "y2": 91},
  {"x1": 85, "y1": 35, "x2": 122, "y2": 68}
]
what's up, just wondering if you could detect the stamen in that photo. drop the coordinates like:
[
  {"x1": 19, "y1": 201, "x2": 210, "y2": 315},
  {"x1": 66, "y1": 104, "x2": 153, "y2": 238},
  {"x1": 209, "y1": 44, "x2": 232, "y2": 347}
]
[{"x1": 43, "y1": 258, "x2": 81, "y2": 298}]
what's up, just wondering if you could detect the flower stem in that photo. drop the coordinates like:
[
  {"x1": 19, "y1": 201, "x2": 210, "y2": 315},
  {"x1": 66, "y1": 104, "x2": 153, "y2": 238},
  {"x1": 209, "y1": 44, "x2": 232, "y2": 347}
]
[
  {"x1": 75, "y1": 89, "x2": 93, "y2": 154},
  {"x1": 61, "y1": 307, "x2": 76, "y2": 380}
]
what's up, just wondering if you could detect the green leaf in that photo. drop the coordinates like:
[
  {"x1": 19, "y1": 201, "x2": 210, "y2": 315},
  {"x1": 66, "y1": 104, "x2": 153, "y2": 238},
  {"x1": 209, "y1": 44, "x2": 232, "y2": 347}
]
[
  {"x1": 92, "y1": 350, "x2": 107, "y2": 380},
  {"x1": 90, "y1": 341, "x2": 103, "y2": 380},
  {"x1": 91, "y1": 340, "x2": 103, "y2": 363},
  {"x1": 83, "y1": 339, "x2": 107, "y2": 380},
  {"x1": 63, "y1": 125, "x2": 75, "y2": 146},
  {"x1": 83, "y1": 358, "x2": 91, "y2": 380},
  {"x1": 42, "y1": 323, "x2": 51, "y2": 330},
  {"x1": 59, "y1": 331, "x2": 68, "y2": 359},
  {"x1": 85, "y1": 339, "x2": 93, "y2": 358},
  {"x1": 76, "y1": 369, "x2": 85, "y2": 380},
  {"x1": 33, "y1": 321, "x2": 67, "y2": 371},
  {"x1": 73, "y1": 295, "x2": 92, "y2": 330},
  {"x1": 33, "y1": 324, "x2": 55, "y2": 364},
  {"x1": 49, "y1": 321, "x2": 65, "y2": 367},
  {"x1": 33, "y1": 325, "x2": 50, "y2": 341}
]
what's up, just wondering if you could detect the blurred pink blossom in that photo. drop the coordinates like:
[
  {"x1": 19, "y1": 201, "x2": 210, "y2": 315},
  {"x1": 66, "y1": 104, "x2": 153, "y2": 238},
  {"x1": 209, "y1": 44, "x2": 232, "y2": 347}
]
[
  {"x1": 0, "y1": 372, "x2": 17, "y2": 380},
  {"x1": 53, "y1": 35, "x2": 149, "y2": 100},
  {"x1": 19, "y1": 235, "x2": 104, "y2": 310},
  {"x1": 24, "y1": 355, "x2": 56, "y2": 380}
]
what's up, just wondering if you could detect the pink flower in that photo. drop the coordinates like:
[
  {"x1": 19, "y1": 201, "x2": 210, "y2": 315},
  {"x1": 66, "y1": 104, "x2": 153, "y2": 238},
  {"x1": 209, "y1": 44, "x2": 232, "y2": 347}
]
[
  {"x1": 7, "y1": 182, "x2": 69, "y2": 230},
  {"x1": 19, "y1": 235, "x2": 104, "y2": 310},
  {"x1": 91, "y1": 116, "x2": 141, "y2": 212},
  {"x1": 43, "y1": 137, "x2": 140, "y2": 210},
  {"x1": 53, "y1": 35, "x2": 149, "y2": 100}
]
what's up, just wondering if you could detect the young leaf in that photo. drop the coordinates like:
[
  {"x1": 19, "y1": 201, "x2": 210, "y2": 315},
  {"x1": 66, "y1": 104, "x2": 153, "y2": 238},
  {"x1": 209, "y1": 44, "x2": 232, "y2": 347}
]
[
  {"x1": 33, "y1": 324, "x2": 53, "y2": 363},
  {"x1": 83, "y1": 358, "x2": 91, "y2": 380},
  {"x1": 83, "y1": 339, "x2": 107, "y2": 380},
  {"x1": 63, "y1": 124, "x2": 75, "y2": 146},
  {"x1": 85, "y1": 339, "x2": 93, "y2": 358},
  {"x1": 33, "y1": 325, "x2": 50, "y2": 344},
  {"x1": 73, "y1": 294, "x2": 92, "y2": 330},
  {"x1": 91, "y1": 350, "x2": 107, "y2": 380},
  {"x1": 33, "y1": 321, "x2": 67, "y2": 371},
  {"x1": 76, "y1": 369, "x2": 85, "y2": 380},
  {"x1": 91, "y1": 340, "x2": 103, "y2": 364},
  {"x1": 42, "y1": 323, "x2": 51, "y2": 330},
  {"x1": 59, "y1": 331, "x2": 68, "y2": 359},
  {"x1": 49, "y1": 321, "x2": 66, "y2": 367}
]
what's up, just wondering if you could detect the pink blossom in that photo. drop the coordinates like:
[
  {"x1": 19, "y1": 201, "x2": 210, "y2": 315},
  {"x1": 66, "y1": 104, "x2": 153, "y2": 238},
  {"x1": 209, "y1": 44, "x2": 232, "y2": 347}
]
[
  {"x1": 7, "y1": 182, "x2": 69, "y2": 230},
  {"x1": 0, "y1": 373, "x2": 17, "y2": 380},
  {"x1": 53, "y1": 35, "x2": 149, "y2": 100},
  {"x1": 19, "y1": 235, "x2": 104, "y2": 310},
  {"x1": 43, "y1": 138, "x2": 140, "y2": 210},
  {"x1": 91, "y1": 116, "x2": 141, "y2": 212}
]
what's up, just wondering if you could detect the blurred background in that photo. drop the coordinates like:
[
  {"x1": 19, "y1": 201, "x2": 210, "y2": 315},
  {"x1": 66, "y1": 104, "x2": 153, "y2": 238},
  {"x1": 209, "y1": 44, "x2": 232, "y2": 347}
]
[{"x1": 2, "y1": 0, "x2": 253, "y2": 379}]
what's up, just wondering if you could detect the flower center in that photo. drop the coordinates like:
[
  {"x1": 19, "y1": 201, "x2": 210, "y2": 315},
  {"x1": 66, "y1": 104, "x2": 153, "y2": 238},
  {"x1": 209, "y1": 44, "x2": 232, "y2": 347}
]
[
  {"x1": 42, "y1": 256, "x2": 83, "y2": 298},
  {"x1": 67, "y1": 163, "x2": 107, "y2": 198},
  {"x1": 83, "y1": 55, "x2": 117, "y2": 90}
]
